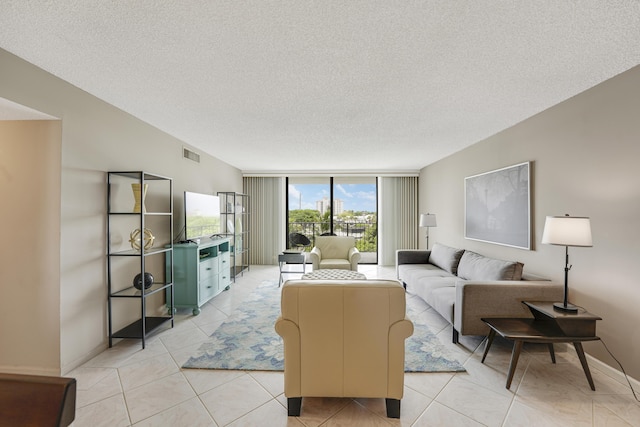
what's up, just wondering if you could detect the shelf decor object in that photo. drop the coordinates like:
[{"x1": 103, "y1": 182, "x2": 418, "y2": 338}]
[
  {"x1": 133, "y1": 272, "x2": 154, "y2": 290},
  {"x1": 129, "y1": 227, "x2": 155, "y2": 251},
  {"x1": 107, "y1": 171, "x2": 174, "y2": 349},
  {"x1": 541, "y1": 214, "x2": 593, "y2": 313},
  {"x1": 131, "y1": 183, "x2": 148, "y2": 213},
  {"x1": 419, "y1": 213, "x2": 437, "y2": 250}
]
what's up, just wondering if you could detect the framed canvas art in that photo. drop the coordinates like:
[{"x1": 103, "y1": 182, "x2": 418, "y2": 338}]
[{"x1": 464, "y1": 162, "x2": 531, "y2": 249}]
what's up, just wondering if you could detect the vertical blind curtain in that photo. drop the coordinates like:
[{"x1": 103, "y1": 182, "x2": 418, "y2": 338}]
[
  {"x1": 243, "y1": 177, "x2": 284, "y2": 265},
  {"x1": 379, "y1": 176, "x2": 419, "y2": 266}
]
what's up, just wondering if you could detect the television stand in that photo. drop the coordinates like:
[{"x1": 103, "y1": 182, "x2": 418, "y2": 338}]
[{"x1": 169, "y1": 237, "x2": 232, "y2": 315}]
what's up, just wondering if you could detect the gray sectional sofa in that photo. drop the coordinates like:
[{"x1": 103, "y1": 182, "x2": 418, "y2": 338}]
[{"x1": 396, "y1": 243, "x2": 563, "y2": 343}]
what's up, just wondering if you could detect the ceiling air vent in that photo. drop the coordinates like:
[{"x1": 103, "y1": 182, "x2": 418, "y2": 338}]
[{"x1": 183, "y1": 147, "x2": 200, "y2": 163}]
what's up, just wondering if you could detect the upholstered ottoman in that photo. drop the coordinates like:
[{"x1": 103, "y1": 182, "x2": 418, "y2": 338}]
[{"x1": 301, "y1": 269, "x2": 366, "y2": 280}]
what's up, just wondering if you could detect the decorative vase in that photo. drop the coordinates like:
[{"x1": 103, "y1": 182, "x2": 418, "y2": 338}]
[
  {"x1": 131, "y1": 183, "x2": 148, "y2": 213},
  {"x1": 129, "y1": 228, "x2": 155, "y2": 251},
  {"x1": 133, "y1": 272, "x2": 154, "y2": 290}
]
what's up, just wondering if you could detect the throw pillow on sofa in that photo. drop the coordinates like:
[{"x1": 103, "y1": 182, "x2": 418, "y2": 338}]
[
  {"x1": 429, "y1": 243, "x2": 465, "y2": 275},
  {"x1": 457, "y1": 250, "x2": 524, "y2": 281}
]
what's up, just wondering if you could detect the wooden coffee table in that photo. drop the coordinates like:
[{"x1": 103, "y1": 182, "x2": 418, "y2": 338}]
[{"x1": 481, "y1": 301, "x2": 601, "y2": 390}]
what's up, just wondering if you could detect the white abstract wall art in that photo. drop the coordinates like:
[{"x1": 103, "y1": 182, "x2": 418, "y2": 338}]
[{"x1": 464, "y1": 162, "x2": 531, "y2": 250}]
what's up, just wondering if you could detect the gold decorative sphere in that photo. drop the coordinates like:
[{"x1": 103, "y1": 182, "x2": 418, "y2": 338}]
[{"x1": 129, "y1": 228, "x2": 155, "y2": 251}]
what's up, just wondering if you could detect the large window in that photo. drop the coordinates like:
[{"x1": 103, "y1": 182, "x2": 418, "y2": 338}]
[{"x1": 286, "y1": 177, "x2": 377, "y2": 264}]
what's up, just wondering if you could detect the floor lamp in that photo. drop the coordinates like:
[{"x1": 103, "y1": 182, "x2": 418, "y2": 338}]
[
  {"x1": 419, "y1": 213, "x2": 437, "y2": 250},
  {"x1": 541, "y1": 214, "x2": 592, "y2": 313}
]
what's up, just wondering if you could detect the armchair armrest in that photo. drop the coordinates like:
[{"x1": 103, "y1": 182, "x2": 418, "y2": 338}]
[
  {"x1": 454, "y1": 280, "x2": 564, "y2": 336},
  {"x1": 387, "y1": 318, "x2": 414, "y2": 398},
  {"x1": 275, "y1": 317, "x2": 302, "y2": 396},
  {"x1": 348, "y1": 247, "x2": 361, "y2": 270},
  {"x1": 395, "y1": 250, "x2": 431, "y2": 279},
  {"x1": 396, "y1": 249, "x2": 431, "y2": 265},
  {"x1": 309, "y1": 247, "x2": 321, "y2": 270}
]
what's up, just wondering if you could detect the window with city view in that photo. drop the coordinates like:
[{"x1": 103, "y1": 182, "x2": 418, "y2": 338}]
[{"x1": 287, "y1": 177, "x2": 377, "y2": 263}]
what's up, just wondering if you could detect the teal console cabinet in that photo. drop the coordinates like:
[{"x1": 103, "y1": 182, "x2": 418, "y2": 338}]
[{"x1": 170, "y1": 238, "x2": 231, "y2": 315}]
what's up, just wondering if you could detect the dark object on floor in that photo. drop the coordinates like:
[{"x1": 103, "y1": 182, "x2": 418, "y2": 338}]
[
  {"x1": 0, "y1": 373, "x2": 76, "y2": 426},
  {"x1": 288, "y1": 232, "x2": 311, "y2": 250}
]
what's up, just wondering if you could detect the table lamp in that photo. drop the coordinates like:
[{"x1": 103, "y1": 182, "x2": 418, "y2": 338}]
[
  {"x1": 541, "y1": 214, "x2": 592, "y2": 313},
  {"x1": 419, "y1": 213, "x2": 437, "y2": 250}
]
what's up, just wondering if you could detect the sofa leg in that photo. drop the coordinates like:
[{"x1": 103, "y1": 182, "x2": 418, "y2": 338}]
[
  {"x1": 385, "y1": 398, "x2": 400, "y2": 418},
  {"x1": 287, "y1": 397, "x2": 302, "y2": 416},
  {"x1": 452, "y1": 328, "x2": 459, "y2": 344}
]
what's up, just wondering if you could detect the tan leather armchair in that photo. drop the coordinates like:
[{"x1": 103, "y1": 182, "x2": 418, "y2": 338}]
[
  {"x1": 309, "y1": 236, "x2": 361, "y2": 271},
  {"x1": 275, "y1": 279, "x2": 414, "y2": 418}
]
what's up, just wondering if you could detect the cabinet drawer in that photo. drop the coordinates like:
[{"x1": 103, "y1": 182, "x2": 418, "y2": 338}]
[
  {"x1": 219, "y1": 251, "x2": 231, "y2": 270},
  {"x1": 199, "y1": 277, "x2": 216, "y2": 302},
  {"x1": 199, "y1": 258, "x2": 218, "y2": 281},
  {"x1": 218, "y1": 271, "x2": 231, "y2": 290}
]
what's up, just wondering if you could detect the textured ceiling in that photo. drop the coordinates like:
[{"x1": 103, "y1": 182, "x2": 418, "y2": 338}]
[{"x1": 1, "y1": 1, "x2": 639, "y2": 174}]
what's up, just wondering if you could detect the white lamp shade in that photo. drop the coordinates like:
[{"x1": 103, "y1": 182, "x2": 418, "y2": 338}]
[
  {"x1": 419, "y1": 213, "x2": 437, "y2": 227},
  {"x1": 541, "y1": 215, "x2": 592, "y2": 247}
]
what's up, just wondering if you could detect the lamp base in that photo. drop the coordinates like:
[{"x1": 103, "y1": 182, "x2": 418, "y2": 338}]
[{"x1": 553, "y1": 302, "x2": 579, "y2": 313}]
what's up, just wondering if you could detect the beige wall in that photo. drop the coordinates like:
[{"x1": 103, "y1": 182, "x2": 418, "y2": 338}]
[
  {"x1": 0, "y1": 49, "x2": 243, "y2": 375},
  {"x1": 420, "y1": 65, "x2": 640, "y2": 380},
  {"x1": 0, "y1": 121, "x2": 62, "y2": 375}
]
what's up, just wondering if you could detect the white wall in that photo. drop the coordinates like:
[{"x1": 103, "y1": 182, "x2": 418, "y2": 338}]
[
  {"x1": 0, "y1": 48, "x2": 243, "y2": 374},
  {"x1": 420, "y1": 65, "x2": 640, "y2": 380}
]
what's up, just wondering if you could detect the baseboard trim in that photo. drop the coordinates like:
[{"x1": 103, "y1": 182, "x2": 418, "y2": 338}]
[
  {"x1": 61, "y1": 342, "x2": 108, "y2": 376},
  {"x1": 586, "y1": 352, "x2": 640, "y2": 390}
]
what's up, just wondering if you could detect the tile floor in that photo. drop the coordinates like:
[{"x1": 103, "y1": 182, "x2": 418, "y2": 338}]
[{"x1": 69, "y1": 265, "x2": 640, "y2": 426}]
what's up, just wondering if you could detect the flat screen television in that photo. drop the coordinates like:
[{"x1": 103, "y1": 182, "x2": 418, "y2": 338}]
[{"x1": 184, "y1": 191, "x2": 221, "y2": 240}]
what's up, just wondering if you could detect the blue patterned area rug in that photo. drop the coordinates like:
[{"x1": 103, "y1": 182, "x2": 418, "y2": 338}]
[{"x1": 183, "y1": 281, "x2": 465, "y2": 372}]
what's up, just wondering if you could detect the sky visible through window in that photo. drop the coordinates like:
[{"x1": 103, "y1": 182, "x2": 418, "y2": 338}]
[{"x1": 289, "y1": 183, "x2": 376, "y2": 213}]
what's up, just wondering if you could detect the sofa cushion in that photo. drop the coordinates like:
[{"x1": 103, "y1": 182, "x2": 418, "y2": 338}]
[
  {"x1": 319, "y1": 259, "x2": 352, "y2": 270},
  {"x1": 405, "y1": 276, "x2": 457, "y2": 309},
  {"x1": 457, "y1": 251, "x2": 524, "y2": 281},
  {"x1": 398, "y1": 263, "x2": 455, "y2": 284},
  {"x1": 429, "y1": 243, "x2": 465, "y2": 275}
]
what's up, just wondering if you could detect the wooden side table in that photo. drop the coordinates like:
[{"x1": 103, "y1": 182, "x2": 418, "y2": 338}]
[
  {"x1": 481, "y1": 301, "x2": 601, "y2": 390},
  {"x1": 278, "y1": 252, "x2": 306, "y2": 286}
]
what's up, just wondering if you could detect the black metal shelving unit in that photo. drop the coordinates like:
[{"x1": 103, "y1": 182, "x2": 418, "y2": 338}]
[
  {"x1": 217, "y1": 192, "x2": 250, "y2": 281},
  {"x1": 107, "y1": 171, "x2": 174, "y2": 348}
]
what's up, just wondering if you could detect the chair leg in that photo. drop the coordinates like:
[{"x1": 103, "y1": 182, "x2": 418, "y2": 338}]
[
  {"x1": 385, "y1": 398, "x2": 400, "y2": 418},
  {"x1": 287, "y1": 397, "x2": 302, "y2": 416},
  {"x1": 452, "y1": 328, "x2": 459, "y2": 344}
]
